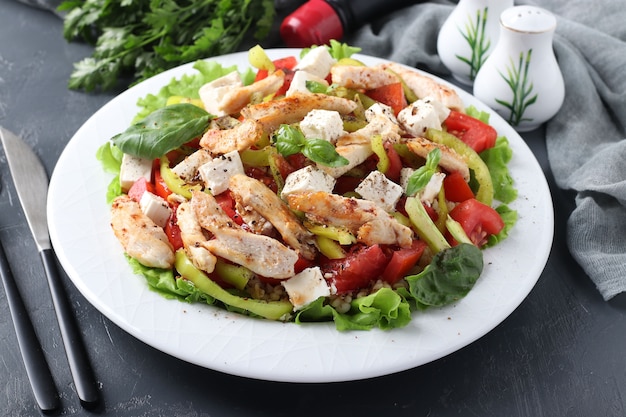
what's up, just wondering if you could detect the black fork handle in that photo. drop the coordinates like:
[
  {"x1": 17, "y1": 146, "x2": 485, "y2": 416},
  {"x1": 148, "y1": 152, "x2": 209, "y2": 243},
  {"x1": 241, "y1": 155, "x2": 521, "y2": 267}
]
[{"x1": 0, "y1": 241, "x2": 59, "y2": 412}]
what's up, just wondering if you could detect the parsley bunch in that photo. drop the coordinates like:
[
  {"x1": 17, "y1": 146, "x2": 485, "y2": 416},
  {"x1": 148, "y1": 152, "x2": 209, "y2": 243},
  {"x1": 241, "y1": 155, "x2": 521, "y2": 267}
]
[{"x1": 59, "y1": 0, "x2": 275, "y2": 92}]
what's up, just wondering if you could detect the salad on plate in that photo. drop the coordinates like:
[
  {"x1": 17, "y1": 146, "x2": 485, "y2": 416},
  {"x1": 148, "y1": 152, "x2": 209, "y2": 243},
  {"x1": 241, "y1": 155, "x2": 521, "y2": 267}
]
[{"x1": 97, "y1": 41, "x2": 518, "y2": 331}]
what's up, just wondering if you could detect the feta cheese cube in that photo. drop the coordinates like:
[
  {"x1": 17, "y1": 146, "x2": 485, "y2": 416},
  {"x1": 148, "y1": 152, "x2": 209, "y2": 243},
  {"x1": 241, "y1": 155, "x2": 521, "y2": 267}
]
[
  {"x1": 318, "y1": 143, "x2": 372, "y2": 178},
  {"x1": 397, "y1": 96, "x2": 450, "y2": 137},
  {"x1": 282, "y1": 266, "x2": 331, "y2": 310},
  {"x1": 281, "y1": 165, "x2": 337, "y2": 198},
  {"x1": 355, "y1": 170, "x2": 404, "y2": 212},
  {"x1": 198, "y1": 71, "x2": 243, "y2": 116},
  {"x1": 171, "y1": 149, "x2": 213, "y2": 182},
  {"x1": 119, "y1": 153, "x2": 152, "y2": 193},
  {"x1": 299, "y1": 109, "x2": 345, "y2": 143},
  {"x1": 294, "y1": 46, "x2": 336, "y2": 78},
  {"x1": 286, "y1": 70, "x2": 329, "y2": 96},
  {"x1": 419, "y1": 172, "x2": 446, "y2": 206},
  {"x1": 140, "y1": 191, "x2": 171, "y2": 228},
  {"x1": 400, "y1": 167, "x2": 415, "y2": 193},
  {"x1": 365, "y1": 102, "x2": 398, "y2": 124},
  {"x1": 198, "y1": 150, "x2": 244, "y2": 195},
  {"x1": 421, "y1": 96, "x2": 451, "y2": 122}
]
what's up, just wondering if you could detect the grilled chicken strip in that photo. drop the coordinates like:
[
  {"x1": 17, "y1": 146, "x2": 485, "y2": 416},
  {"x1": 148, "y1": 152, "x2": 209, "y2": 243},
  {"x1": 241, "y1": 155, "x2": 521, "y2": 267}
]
[
  {"x1": 191, "y1": 191, "x2": 298, "y2": 279},
  {"x1": 110, "y1": 195, "x2": 175, "y2": 269},
  {"x1": 286, "y1": 191, "x2": 414, "y2": 248},
  {"x1": 176, "y1": 201, "x2": 217, "y2": 273},
  {"x1": 200, "y1": 118, "x2": 264, "y2": 155},
  {"x1": 377, "y1": 62, "x2": 464, "y2": 111},
  {"x1": 330, "y1": 65, "x2": 399, "y2": 90},
  {"x1": 319, "y1": 113, "x2": 402, "y2": 178},
  {"x1": 228, "y1": 174, "x2": 318, "y2": 260},
  {"x1": 240, "y1": 92, "x2": 358, "y2": 134},
  {"x1": 218, "y1": 69, "x2": 285, "y2": 115},
  {"x1": 406, "y1": 137, "x2": 470, "y2": 181}
]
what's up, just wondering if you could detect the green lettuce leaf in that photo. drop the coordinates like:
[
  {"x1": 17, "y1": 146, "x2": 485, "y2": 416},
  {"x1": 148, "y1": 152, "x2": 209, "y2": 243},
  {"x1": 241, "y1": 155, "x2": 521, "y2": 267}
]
[{"x1": 480, "y1": 136, "x2": 517, "y2": 204}]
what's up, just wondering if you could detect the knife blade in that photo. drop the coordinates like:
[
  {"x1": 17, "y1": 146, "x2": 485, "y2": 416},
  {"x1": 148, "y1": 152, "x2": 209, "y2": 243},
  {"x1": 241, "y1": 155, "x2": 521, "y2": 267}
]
[{"x1": 0, "y1": 126, "x2": 100, "y2": 408}]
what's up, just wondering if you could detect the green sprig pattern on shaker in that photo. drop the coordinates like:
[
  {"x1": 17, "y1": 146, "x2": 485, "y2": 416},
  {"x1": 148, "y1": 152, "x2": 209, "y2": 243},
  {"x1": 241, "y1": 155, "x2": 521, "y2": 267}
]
[
  {"x1": 496, "y1": 49, "x2": 538, "y2": 126},
  {"x1": 456, "y1": 7, "x2": 491, "y2": 81}
]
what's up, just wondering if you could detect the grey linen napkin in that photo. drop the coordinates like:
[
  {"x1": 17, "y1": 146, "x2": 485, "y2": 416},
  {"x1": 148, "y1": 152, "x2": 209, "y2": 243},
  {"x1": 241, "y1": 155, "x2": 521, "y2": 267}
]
[{"x1": 346, "y1": 0, "x2": 626, "y2": 300}]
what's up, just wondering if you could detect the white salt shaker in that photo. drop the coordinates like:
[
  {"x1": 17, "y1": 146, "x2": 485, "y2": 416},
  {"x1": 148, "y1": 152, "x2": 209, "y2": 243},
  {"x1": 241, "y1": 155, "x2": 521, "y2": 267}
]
[
  {"x1": 473, "y1": 6, "x2": 565, "y2": 132},
  {"x1": 437, "y1": 0, "x2": 513, "y2": 85}
]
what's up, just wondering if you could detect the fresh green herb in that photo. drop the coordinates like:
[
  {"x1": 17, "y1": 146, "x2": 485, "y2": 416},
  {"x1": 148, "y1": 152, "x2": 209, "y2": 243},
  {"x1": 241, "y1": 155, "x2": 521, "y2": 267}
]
[
  {"x1": 300, "y1": 40, "x2": 361, "y2": 61},
  {"x1": 112, "y1": 103, "x2": 211, "y2": 159},
  {"x1": 405, "y1": 243, "x2": 483, "y2": 307},
  {"x1": 272, "y1": 124, "x2": 349, "y2": 167},
  {"x1": 59, "y1": 0, "x2": 275, "y2": 92},
  {"x1": 406, "y1": 148, "x2": 441, "y2": 196}
]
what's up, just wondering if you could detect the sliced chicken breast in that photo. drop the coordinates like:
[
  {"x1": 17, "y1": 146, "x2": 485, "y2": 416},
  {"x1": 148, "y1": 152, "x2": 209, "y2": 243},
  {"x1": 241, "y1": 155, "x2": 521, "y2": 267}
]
[{"x1": 110, "y1": 195, "x2": 175, "y2": 269}]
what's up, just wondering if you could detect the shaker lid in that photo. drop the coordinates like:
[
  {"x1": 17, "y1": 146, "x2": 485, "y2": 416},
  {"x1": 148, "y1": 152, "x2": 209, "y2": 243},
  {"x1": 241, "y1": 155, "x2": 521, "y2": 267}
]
[{"x1": 500, "y1": 6, "x2": 557, "y2": 34}]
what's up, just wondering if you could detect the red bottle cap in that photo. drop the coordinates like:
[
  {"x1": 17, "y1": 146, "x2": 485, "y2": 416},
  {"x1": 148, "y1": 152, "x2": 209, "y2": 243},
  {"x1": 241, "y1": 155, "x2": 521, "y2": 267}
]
[{"x1": 280, "y1": 0, "x2": 344, "y2": 48}]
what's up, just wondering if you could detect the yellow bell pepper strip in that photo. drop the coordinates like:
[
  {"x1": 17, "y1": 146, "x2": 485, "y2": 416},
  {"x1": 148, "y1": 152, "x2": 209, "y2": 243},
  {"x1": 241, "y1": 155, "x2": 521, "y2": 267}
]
[
  {"x1": 214, "y1": 258, "x2": 254, "y2": 291},
  {"x1": 159, "y1": 155, "x2": 201, "y2": 200},
  {"x1": 316, "y1": 236, "x2": 346, "y2": 260},
  {"x1": 240, "y1": 146, "x2": 272, "y2": 167},
  {"x1": 175, "y1": 250, "x2": 293, "y2": 320},
  {"x1": 425, "y1": 128, "x2": 494, "y2": 206},
  {"x1": 435, "y1": 187, "x2": 449, "y2": 233},
  {"x1": 248, "y1": 44, "x2": 275, "y2": 72},
  {"x1": 370, "y1": 134, "x2": 389, "y2": 174},
  {"x1": 304, "y1": 222, "x2": 357, "y2": 245},
  {"x1": 405, "y1": 196, "x2": 451, "y2": 254},
  {"x1": 165, "y1": 96, "x2": 205, "y2": 109},
  {"x1": 445, "y1": 215, "x2": 473, "y2": 246}
]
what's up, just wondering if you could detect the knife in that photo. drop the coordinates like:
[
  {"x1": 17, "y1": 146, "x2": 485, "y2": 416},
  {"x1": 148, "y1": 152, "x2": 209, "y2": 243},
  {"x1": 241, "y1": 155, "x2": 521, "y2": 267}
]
[{"x1": 0, "y1": 126, "x2": 100, "y2": 408}]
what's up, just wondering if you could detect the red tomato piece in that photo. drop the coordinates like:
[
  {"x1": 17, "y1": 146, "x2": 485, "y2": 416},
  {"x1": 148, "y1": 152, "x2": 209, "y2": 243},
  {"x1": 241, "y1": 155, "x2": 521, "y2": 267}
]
[
  {"x1": 254, "y1": 68, "x2": 269, "y2": 83},
  {"x1": 164, "y1": 212, "x2": 183, "y2": 251},
  {"x1": 153, "y1": 161, "x2": 172, "y2": 200},
  {"x1": 366, "y1": 83, "x2": 408, "y2": 116},
  {"x1": 214, "y1": 191, "x2": 244, "y2": 226},
  {"x1": 321, "y1": 244, "x2": 389, "y2": 294},
  {"x1": 448, "y1": 198, "x2": 504, "y2": 247},
  {"x1": 443, "y1": 171, "x2": 474, "y2": 202},
  {"x1": 127, "y1": 177, "x2": 155, "y2": 203},
  {"x1": 443, "y1": 110, "x2": 498, "y2": 154},
  {"x1": 273, "y1": 56, "x2": 298, "y2": 71},
  {"x1": 294, "y1": 254, "x2": 315, "y2": 274},
  {"x1": 255, "y1": 56, "x2": 298, "y2": 95},
  {"x1": 384, "y1": 142, "x2": 402, "y2": 183},
  {"x1": 381, "y1": 240, "x2": 427, "y2": 284}
]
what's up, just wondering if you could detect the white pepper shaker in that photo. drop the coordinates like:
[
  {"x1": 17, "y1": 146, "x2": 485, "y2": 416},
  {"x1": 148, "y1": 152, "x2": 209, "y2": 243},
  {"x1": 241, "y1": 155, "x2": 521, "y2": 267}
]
[
  {"x1": 437, "y1": 0, "x2": 513, "y2": 85},
  {"x1": 473, "y1": 5, "x2": 565, "y2": 132}
]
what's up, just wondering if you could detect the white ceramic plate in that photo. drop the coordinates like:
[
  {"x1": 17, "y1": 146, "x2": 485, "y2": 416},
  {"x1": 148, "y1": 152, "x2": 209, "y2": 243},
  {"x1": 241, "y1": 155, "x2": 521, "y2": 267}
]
[{"x1": 48, "y1": 49, "x2": 553, "y2": 383}]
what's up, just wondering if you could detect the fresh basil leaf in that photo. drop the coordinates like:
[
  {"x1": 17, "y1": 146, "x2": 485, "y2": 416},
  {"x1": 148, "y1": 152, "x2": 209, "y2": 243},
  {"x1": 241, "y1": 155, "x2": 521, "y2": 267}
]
[
  {"x1": 273, "y1": 124, "x2": 306, "y2": 156},
  {"x1": 405, "y1": 243, "x2": 483, "y2": 307},
  {"x1": 406, "y1": 148, "x2": 441, "y2": 196},
  {"x1": 302, "y1": 139, "x2": 349, "y2": 167},
  {"x1": 112, "y1": 103, "x2": 210, "y2": 159}
]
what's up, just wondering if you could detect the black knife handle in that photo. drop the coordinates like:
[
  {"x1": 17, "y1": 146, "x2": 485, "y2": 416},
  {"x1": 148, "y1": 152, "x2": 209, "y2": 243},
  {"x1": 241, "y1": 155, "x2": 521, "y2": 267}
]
[
  {"x1": 40, "y1": 248, "x2": 100, "y2": 408},
  {"x1": 0, "y1": 241, "x2": 59, "y2": 412}
]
